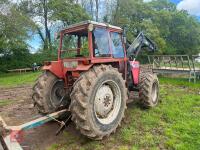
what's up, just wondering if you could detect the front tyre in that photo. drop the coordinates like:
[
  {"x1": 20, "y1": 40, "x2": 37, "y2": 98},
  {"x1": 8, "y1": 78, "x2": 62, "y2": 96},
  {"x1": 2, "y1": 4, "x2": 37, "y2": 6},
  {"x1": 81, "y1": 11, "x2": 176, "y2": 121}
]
[
  {"x1": 70, "y1": 65, "x2": 128, "y2": 140},
  {"x1": 139, "y1": 72, "x2": 159, "y2": 108}
]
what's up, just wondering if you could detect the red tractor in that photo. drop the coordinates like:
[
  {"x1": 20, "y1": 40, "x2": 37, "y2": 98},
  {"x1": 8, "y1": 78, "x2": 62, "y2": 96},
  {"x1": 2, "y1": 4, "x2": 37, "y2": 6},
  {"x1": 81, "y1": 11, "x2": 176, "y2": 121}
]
[{"x1": 32, "y1": 20, "x2": 159, "y2": 140}]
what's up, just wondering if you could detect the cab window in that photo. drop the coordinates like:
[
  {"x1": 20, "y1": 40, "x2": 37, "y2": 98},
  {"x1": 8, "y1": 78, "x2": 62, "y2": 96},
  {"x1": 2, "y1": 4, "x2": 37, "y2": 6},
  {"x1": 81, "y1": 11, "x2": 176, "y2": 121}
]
[
  {"x1": 93, "y1": 28, "x2": 110, "y2": 57},
  {"x1": 110, "y1": 32, "x2": 124, "y2": 58},
  {"x1": 61, "y1": 32, "x2": 89, "y2": 58}
]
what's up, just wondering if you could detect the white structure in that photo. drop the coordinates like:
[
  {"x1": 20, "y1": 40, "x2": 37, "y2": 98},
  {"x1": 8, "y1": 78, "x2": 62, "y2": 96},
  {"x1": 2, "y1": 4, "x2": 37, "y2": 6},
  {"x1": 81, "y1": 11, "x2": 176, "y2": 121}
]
[{"x1": 195, "y1": 54, "x2": 200, "y2": 62}]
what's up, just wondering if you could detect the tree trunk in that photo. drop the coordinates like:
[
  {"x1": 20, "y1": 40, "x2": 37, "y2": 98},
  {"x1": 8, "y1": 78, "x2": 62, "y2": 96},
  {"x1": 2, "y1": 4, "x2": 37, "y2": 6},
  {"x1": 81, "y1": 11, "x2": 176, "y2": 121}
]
[
  {"x1": 37, "y1": 27, "x2": 45, "y2": 43},
  {"x1": 95, "y1": 0, "x2": 99, "y2": 21},
  {"x1": 42, "y1": 0, "x2": 51, "y2": 49},
  {"x1": 113, "y1": 0, "x2": 120, "y2": 24},
  {"x1": 90, "y1": 0, "x2": 94, "y2": 19}
]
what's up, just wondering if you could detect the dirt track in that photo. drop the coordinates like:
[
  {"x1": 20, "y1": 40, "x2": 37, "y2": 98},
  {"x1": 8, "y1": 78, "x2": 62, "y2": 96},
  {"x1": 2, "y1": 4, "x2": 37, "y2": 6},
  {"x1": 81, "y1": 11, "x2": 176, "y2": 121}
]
[{"x1": 0, "y1": 85, "x2": 78, "y2": 150}]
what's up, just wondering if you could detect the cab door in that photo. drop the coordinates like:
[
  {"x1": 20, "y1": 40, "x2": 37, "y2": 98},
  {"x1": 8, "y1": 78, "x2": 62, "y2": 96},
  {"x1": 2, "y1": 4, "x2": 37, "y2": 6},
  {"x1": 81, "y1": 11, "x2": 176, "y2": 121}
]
[{"x1": 110, "y1": 32, "x2": 127, "y2": 79}]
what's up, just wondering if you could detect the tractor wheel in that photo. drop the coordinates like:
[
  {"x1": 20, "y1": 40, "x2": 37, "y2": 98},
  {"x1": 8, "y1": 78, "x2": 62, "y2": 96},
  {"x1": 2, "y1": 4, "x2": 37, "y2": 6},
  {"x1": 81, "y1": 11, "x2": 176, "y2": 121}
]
[
  {"x1": 139, "y1": 72, "x2": 159, "y2": 108},
  {"x1": 70, "y1": 65, "x2": 128, "y2": 140},
  {"x1": 32, "y1": 71, "x2": 70, "y2": 114}
]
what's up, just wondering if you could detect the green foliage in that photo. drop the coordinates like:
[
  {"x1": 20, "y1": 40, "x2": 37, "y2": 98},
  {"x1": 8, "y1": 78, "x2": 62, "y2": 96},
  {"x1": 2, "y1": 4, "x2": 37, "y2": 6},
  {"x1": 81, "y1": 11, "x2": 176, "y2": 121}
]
[
  {"x1": 48, "y1": 0, "x2": 90, "y2": 25},
  {"x1": 110, "y1": 0, "x2": 200, "y2": 56},
  {"x1": 0, "y1": 0, "x2": 36, "y2": 72}
]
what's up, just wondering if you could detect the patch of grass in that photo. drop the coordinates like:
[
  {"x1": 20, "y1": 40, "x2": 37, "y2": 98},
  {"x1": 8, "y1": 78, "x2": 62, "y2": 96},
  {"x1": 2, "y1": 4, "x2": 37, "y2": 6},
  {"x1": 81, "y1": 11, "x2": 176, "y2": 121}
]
[
  {"x1": 118, "y1": 146, "x2": 129, "y2": 150},
  {"x1": 0, "y1": 72, "x2": 41, "y2": 87},
  {"x1": 47, "y1": 144, "x2": 61, "y2": 150},
  {"x1": 0, "y1": 99, "x2": 15, "y2": 106},
  {"x1": 159, "y1": 76, "x2": 200, "y2": 89}
]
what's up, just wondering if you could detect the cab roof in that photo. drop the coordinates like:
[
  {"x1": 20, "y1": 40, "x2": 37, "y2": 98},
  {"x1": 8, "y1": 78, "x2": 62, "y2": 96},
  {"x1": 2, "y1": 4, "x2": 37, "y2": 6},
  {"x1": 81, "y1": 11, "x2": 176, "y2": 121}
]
[{"x1": 61, "y1": 20, "x2": 122, "y2": 33}]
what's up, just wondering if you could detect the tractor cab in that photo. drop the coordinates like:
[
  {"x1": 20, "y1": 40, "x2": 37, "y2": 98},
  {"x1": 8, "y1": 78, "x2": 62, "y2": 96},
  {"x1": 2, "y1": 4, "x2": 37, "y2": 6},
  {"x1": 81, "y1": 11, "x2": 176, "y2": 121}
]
[
  {"x1": 44, "y1": 20, "x2": 127, "y2": 80},
  {"x1": 58, "y1": 20, "x2": 125, "y2": 59}
]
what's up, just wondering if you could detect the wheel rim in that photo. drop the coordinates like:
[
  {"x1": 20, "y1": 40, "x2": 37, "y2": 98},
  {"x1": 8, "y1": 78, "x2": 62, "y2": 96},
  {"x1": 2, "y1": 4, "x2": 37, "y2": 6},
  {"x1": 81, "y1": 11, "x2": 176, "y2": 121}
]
[
  {"x1": 94, "y1": 80, "x2": 121, "y2": 125},
  {"x1": 151, "y1": 82, "x2": 158, "y2": 103},
  {"x1": 50, "y1": 80, "x2": 66, "y2": 108}
]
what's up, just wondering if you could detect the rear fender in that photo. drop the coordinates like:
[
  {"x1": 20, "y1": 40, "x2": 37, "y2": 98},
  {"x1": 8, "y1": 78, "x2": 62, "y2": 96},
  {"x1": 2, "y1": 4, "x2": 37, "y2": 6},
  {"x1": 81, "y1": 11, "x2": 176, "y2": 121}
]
[{"x1": 42, "y1": 60, "x2": 64, "y2": 78}]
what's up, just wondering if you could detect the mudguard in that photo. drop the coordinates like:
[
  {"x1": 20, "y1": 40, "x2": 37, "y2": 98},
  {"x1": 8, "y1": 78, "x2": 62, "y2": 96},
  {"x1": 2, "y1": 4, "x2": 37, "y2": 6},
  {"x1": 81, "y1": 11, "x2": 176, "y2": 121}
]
[{"x1": 129, "y1": 61, "x2": 140, "y2": 85}]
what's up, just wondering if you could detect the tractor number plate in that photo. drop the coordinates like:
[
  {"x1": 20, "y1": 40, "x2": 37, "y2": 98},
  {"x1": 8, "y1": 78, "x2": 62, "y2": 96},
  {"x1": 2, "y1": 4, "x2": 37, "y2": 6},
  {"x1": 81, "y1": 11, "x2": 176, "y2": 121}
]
[{"x1": 63, "y1": 61, "x2": 78, "y2": 68}]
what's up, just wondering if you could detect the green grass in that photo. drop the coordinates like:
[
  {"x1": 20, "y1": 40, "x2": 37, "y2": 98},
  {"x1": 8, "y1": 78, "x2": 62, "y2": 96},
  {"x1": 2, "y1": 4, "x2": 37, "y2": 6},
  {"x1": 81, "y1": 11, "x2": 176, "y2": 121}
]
[
  {"x1": 0, "y1": 72, "x2": 41, "y2": 87},
  {"x1": 46, "y1": 76, "x2": 200, "y2": 150},
  {"x1": 159, "y1": 76, "x2": 200, "y2": 89},
  {"x1": 0, "y1": 99, "x2": 15, "y2": 106}
]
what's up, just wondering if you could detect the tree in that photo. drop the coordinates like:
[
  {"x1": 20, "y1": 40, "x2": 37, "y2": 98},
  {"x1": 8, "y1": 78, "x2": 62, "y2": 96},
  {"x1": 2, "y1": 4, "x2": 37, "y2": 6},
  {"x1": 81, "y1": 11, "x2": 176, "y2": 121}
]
[
  {"x1": 0, "y1": 0, "x2": 35, "y2": 71},
  {"x1": 48, "y1": 0, "x2": 90, "y2": 26},
  {"x1": 18, "y1": 0, "x2": 52, "y2": 50},
  {"x1": 109, "y1": 0, "x2": 200, "y2": 56},
  {"x1": 148, "y1": 0, "x2": 200, "y2": 55},
  {"x1": 18, "y1": 0, "x2": 90, "y2": 51}
]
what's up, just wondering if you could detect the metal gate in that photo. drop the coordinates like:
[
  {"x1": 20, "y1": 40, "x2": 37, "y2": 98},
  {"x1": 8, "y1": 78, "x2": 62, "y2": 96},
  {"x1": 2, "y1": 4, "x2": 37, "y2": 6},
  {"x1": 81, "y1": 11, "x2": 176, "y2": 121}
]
[{"x1": 148, "y1": 55, "x2": 200, "y2": 82}]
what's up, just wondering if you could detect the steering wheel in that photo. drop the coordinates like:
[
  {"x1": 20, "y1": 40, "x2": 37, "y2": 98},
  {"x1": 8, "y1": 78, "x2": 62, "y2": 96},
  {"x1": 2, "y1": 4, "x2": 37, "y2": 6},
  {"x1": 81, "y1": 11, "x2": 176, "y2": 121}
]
[{"x1": 95, "y1": 49, "x2": 100, "y2": 56}]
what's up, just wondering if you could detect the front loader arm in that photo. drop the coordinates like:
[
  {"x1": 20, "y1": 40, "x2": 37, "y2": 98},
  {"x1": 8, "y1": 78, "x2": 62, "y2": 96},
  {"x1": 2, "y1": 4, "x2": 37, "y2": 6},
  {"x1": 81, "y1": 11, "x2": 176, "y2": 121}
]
[
  {"x1": 126, "y1": 32, "x2": 156, "y2": 87},
  {"x1": 127, "y1": 32, "x2": 156, "y2": 60}
]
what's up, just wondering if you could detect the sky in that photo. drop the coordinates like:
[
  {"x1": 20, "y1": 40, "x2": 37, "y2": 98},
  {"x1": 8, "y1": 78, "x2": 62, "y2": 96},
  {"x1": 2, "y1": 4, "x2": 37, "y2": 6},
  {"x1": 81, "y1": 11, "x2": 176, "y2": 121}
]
[
  {"x1": 29, "y1": 35, "x2": 41, "y2": 53},
  {"x1": 29, "y1": 0, "x2": 200, "y2": 53}
]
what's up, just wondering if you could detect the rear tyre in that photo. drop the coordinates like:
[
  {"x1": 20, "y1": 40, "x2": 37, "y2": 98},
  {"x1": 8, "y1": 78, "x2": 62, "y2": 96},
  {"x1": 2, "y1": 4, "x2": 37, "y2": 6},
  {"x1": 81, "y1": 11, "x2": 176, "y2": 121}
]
[
  {"x1": 139, "y1": 72, "x2": 159, "y2": 108},
  {"x1": 32, "y1": 71, "x2": 70, "y2": 114},
  {"x1": 70, "y1": 65, "x2": 128, "y2": 140}
]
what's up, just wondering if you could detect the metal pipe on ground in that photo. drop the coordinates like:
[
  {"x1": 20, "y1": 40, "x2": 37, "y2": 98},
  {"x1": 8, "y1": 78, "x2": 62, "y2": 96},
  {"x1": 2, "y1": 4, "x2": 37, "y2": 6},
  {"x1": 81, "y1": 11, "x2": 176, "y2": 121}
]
[{"x1": 0, "y1": 109, "x2": 69, "y2": 150}]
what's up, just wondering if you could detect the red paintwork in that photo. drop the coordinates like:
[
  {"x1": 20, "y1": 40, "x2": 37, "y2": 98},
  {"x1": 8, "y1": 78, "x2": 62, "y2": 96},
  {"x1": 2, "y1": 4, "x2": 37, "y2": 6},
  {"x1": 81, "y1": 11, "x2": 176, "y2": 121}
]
[
  {"x1": 129, "y1": 61, "x2": 140, "y2": 85},
  {"x1": 72, "y1": 71, "x2": 80, "y2": 78},
  {"x1": 43, "y1": 60, "x2": 64, "y2": 78},
  {"x1": 91, "y1": 58, "x2": 126, "y2": 63},
  {"x1": 76, "y1": 63, "x2": 93, "y2": 70}
]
